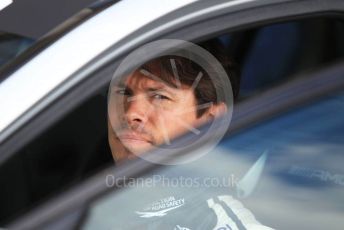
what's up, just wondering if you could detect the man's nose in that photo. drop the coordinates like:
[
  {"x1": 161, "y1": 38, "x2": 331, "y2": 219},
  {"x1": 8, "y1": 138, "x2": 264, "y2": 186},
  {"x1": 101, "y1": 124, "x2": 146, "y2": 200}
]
[{"x1": 125, "y1": 94, "x2": 149, "y2": 126}]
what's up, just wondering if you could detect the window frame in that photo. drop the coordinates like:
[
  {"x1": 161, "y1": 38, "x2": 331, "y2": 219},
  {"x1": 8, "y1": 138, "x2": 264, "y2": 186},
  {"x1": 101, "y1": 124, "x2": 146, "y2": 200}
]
[
  {"x1": 1, "y1": 0, "x2": 344, "y2": 165},
  {"x1": 3, "y1": 0, "x2": 344, "y2": 227},
  {"x1": 8, "y1": 61, "x2": 344, "y2": 230}
]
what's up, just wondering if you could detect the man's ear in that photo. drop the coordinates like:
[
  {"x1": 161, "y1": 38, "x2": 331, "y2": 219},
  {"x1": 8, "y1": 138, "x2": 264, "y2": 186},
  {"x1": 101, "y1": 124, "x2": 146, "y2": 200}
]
[{"x1": 208, "y1": 102, "x2": 227, "y2": 119}]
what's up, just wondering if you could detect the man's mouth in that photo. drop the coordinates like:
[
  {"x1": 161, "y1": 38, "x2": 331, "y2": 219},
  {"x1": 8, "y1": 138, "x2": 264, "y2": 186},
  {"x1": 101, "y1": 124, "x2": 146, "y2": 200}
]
[{"x1": 117, "y1": 132, "x2": 151, "y2": 144}]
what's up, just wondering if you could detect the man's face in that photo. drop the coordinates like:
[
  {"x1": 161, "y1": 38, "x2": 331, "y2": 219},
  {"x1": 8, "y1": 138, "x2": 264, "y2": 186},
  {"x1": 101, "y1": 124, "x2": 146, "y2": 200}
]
[{"x1": 108, "y1": 63, "x2": 212, "y2": 162}]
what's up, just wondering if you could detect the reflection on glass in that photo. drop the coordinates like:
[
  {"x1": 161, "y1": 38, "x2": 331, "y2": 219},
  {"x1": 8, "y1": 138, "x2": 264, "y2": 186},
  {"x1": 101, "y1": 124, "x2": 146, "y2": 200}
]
[{"x1": 83, "y1": 91, "x2": 344, "y2": 230}]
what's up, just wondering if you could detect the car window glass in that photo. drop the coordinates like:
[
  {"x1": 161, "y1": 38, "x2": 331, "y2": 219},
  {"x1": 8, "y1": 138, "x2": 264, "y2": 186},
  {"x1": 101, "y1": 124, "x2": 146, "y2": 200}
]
[
  {"x1": 0, "y1": 91, "x2": 113, "y2": 225},
  {"x1": 221, "y1": 18, "x2": 344, "y2": 98},
  {"x1": 2, "y1": 17, "x2": 344, "y2": 226},
  {"x1": 82, "y1": 89, "x2": 344, "y2": 230}
]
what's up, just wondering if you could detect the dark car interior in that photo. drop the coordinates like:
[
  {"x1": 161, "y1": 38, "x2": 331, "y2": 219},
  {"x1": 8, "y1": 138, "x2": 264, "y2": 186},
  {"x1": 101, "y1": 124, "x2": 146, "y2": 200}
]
[{"x1": 1, "y1": 17, "x2": 344, "y2": 225}]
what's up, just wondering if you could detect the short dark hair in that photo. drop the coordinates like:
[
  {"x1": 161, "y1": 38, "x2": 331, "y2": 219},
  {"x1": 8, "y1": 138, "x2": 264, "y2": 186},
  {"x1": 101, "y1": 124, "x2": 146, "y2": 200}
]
[{"x1": 141, "y1": 39, "x2": 240, "y2": 117}]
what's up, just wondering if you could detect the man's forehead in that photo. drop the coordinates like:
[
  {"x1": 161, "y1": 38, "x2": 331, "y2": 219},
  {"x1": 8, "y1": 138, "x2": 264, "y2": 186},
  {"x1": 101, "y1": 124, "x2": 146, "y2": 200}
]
[
  {"x1": 127, "y1": 72, "x2": 165, "y2": 88},
  {"x1": 117, "y1": 67, "x2": 176, "y2": 89}
]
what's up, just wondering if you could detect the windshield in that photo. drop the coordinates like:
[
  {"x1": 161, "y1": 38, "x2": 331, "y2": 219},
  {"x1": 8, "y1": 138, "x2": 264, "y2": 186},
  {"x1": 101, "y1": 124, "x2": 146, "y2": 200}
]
[
  {"x1": 0, "y1": 33, "x2": 34, "y2": 69},
  {"x1": 82, "y1": 89, "x2": 344, "y2": 230},
  {"x1": 0, "y1": 0, "x2": 118, "y2": 84}
]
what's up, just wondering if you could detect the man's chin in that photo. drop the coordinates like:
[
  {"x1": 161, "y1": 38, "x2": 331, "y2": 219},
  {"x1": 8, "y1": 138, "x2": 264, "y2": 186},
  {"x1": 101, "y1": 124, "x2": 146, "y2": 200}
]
[{"x1": 120, "y1": 139, "x2": 154, "y2": 155}]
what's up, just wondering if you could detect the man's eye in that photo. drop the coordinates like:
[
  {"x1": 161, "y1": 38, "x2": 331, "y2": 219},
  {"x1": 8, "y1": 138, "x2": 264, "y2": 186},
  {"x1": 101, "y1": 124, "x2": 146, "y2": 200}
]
[
  {"x1": 116, "y1": 89, "x2": 130, "y2": 95},
  {"x1": 152, "y1": 94, "x2": 170, "y2": 100}
]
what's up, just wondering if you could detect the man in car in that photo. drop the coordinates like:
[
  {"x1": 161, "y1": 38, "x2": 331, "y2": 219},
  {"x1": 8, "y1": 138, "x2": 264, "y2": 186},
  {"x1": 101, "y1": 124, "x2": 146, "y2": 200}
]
[
  {"x1": 107, "y1": 40, "x2": 239, "y2": 163},
  {"x1": 104, "y1": 40, "x2": 274, "y2": 230}
]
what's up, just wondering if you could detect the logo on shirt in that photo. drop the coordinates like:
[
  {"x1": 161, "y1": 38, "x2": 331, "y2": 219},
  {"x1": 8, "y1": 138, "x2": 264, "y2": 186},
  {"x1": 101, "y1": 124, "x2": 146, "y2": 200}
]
[
  {"x1": 174, "y1": 225, "x2": 191, "y2": 230},
  {"x1": 136, "y1": 196, "x2": 185, "y2": 218}
]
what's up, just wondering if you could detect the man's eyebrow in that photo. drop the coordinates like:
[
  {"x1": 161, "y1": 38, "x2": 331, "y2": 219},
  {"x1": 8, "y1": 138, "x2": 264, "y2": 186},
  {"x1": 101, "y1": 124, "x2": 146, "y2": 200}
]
[
  {"x1": 146, "y1": 86, "x2": 161, "y2": 91},
  {"x1": 112, "y1": 81, "x2": 126, "y2": 88},
  {"x1": 147, "y1": 86, "x2": 172, "y2": 93},
  {"x1": 139, "y1": 68, "x2": 177, "y2": 88}
]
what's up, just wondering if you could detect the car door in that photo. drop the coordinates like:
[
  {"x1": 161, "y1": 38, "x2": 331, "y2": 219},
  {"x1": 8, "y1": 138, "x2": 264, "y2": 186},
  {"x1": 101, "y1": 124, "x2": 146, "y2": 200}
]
[
  {"x1": 8, "y1": 62, "x2": 344, "y2": 230},
  {"x1": 78, "y1": 62, "x2": 344, "y2": 230},
  {"x1": 1, "y1": 0, "x2": 344, "y2": 229}
]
